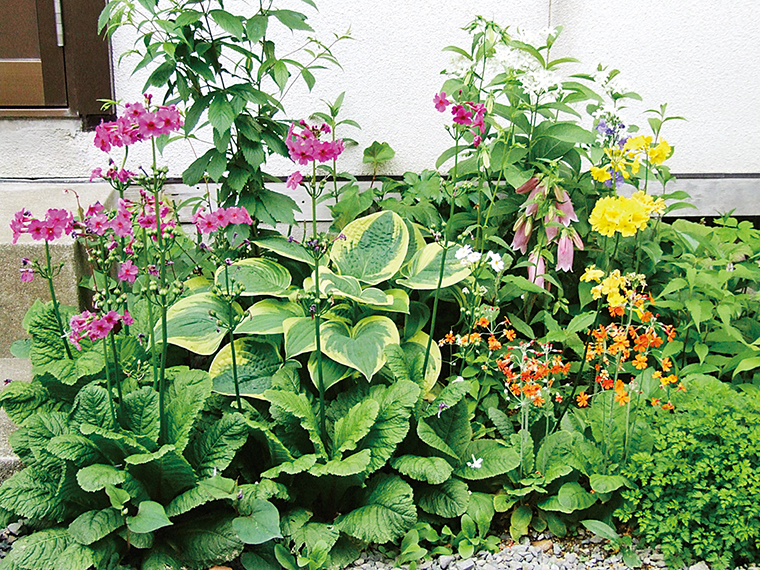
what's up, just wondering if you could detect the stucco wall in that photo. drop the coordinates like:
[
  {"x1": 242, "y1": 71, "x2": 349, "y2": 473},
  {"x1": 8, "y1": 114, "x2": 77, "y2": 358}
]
[{"x1": 1, "y1": 0, "x2": 758, "y2": 181}]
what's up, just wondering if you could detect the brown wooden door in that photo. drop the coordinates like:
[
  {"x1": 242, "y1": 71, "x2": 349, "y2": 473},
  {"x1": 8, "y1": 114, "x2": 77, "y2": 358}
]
[{"x1": 0, "y1": 0, "x2": 67, "y2": 107}]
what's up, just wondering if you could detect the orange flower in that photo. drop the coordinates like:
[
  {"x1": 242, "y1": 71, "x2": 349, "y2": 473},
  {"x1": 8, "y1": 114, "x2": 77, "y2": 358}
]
[
  {"x1": 663, "y1": 374, "x2": 678, "y2": 386},
  {"x1": 661, "y1": 357, "x2": 672, "y2": 372},
  {"x1": 503, "y1": 329, "x2": 517, "y2": 341},
  {"x1": 663, "y1": 325, "x2": 676, "y2": 342},
  {"x1": 650, "y1": 398, "x2": 661, "y2": 407},
  {"x1": 510, "y1": 383, "x2": 521, "y2": 396},
  {"x1": 488, "y1": 336, "x2": 502, "y2": 351},
  {"x1": 608, "y1": 305, "x2": 625, "y2": 317},
  {"x1": 662, "y1": 402, "x2": 674, "y2": 411},
  {"x1": 576, "y1": 392, "x2": 590, "y2": 407},
  {"x1": 476, "y1": 317, "x2": 490, "y2": 328},
  {"x1": 442, "y1": 333, "x2": 455, "y2": 344},
  {"x1": 532, "y1": 395, "x2": 545, "y2": 407},
  {"x1": 614, "y1": 389, "x2": 630, "y2": 406},
  {"x1": 677, "y1": 382, "x2": 686, "y2": 392},
  {"x1": 468, "y1": 332, "x2": 481, "y2": 344},
  {"x1": 632, "y1": 354, "x2": 648, "y2": 370},
  {"x1": 522, "y1": 382, "x2": 541, "y2": 398}
]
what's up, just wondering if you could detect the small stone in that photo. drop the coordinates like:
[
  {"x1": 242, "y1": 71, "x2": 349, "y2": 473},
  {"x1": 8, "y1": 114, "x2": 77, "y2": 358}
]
[
  {"x1": 564, "y1": 553, "x2": 578, "y2": 565},
  {"x1": 438, "y1": 555, "x2": 455, "y2": 570},
  {"x1": 553, "y1": 543, "x2": 562, "y2": 556},
  {"x1": 6, "y1": 523, "x2": 21, "y2": 536},
  {"x1": 533, "y1": 539, "x2": 553, "y2": 553},
  {"x1": 589, "y1": 535, "x2": 604, "y2": 544},
  {"x1": 457, "y1": 559, "x2": 476, "y2": 570},
  {"x1": 353, "y1": 558, "x2": 364, "y2": 566}
]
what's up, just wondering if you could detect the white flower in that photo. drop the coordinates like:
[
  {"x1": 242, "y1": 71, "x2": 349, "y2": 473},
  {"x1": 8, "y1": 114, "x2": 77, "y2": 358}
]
[
  {"x1": 467, "y1": 251, "x2": 482, "y2": 265},
  {"x1": 466, "y1": 455, "x2": 483, "y2": 469},
  {"x1": 453, "y1": 376, "x2": 464, "y2": 383},
  {"x1": 455, "y1": 245, "x2": 473, "y2": 261},
  {"x1": 486, "y1": 251, "x2": 504, "y2": 272}
]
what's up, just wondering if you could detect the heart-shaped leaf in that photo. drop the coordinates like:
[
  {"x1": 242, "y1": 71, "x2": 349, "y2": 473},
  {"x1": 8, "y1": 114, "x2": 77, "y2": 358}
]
[
  {"x1": 126, "y1": 501, "x2": 173, "y2": 534},
  {"x1": 210, "y1": 338, "x2": 283, "y2": 398},
  {"x1": 396, "y1": 242, "x2": 471, "y2": 290},
  {"x1": 215, "y1": 258, "x2": 291, "y2": 296},
  {"x1": 159, "y1": 292, "x2": 242, "y2": 355},
  {"x1": 320, "y1": 316, "x2": 400, "y2": 381},
  {"x1": 308, "y1": 267, "x2": 392, "y2": 306},
  {"x1": 236, "y1": 299, "x2": 304, "y2": 335},
  {"x1": 330, "y1": 211, "x2": 408, "y2": 285}
]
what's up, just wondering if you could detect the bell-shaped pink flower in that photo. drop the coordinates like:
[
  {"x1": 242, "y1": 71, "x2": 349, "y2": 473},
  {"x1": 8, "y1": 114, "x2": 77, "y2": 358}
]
[
  {"x1": 511, "y1": 217, "x2": 532, "y2": 254},
  {"x1": 528, "y1": 251, "x2": 546, "y2": 289},
  {"x1": 556, "y1": 234, "x2": 575, "y2": 272},
  {"x1": 555, "y1": 190, "x2": 578, "y2": 226}
]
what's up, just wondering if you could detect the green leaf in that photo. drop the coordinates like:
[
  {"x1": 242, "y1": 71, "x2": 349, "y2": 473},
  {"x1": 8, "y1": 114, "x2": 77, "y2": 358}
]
[
  {"x1": 336, "y1": 474, "x2": 416, "y2": 543},
  {"x1": 330, "y1": 211, "x2": 409, "y2": 285},
  {"x1": 417, "y1": 478, "x2": 469, "y2": 518},
  {"x1": 210, "y1": 9, "x2": 244, "y2": 39},
  {"x1": 68, "y1": 508, "x2": 123, "y2": 545},
  {"x1": 581, "y1": 519, "x2": 619, "y2": 542},
  {"x1": 2, "y1": 529, "x2": 71, "y2": 569},
  {"x1": 589, "y1": 474, "x2": 630, "y2": 493},
  {"x1": 510, "y1": 505, "x2": 532, "y2": 540},
  {"x1": 0, "y1": 466, "x2": 61, "y2": 520},
  {"x1": 246, "y1": 14, "x2": 268, "y2": 42},
  {"x1": 308, "y1": 449, "x2": 372, "y2": 477},
  {"x1": 391, "y1": 455, "x2": 453, "y2": 485},
  {"x1": 272, "y1": 9, "x2": 313, "y2": 31},
  {"x1": 732, "y1": 356, "x2": 760, "y2": 378},
  {"x1": 233, "y1": 500, "x2": 282, "y2": 544},
  {"x1": 55, "y1": 543, "x2": 96, "y2": 570},
  {"x1": 311, "y1": 267, "x2": 393, "y2": 307},
  {"x1": 47, "y1": 434, "x2": 104, "y2": 467},
  {"x1": 467, "y1": 492, "x2": 495, "y2": 537},
  {"x1": 71, "y1": 385, "x2": 114, "y2": 430},
  {"x1": 454, "y1": 439, "x2": 521, "y2": 480},
  {"x1": 397, "y1": 242, "x2": 472, "y2": 290},
  {"x1": 127, "y1": 501, "x2": 173, "y2": 534},
  {"x1": 190, "y1": 412, "x2": 249, "y2": 477},
  {"x1": 77, "y1": 464, "x2": 125, "y2": 492},
  {"x1": 236, "y1": 299, "x2": 304, "y2": 335},
  {"x1": 423, "y1": 400, "x2": 472, "y2": 462},
  {"x1": 333, "y1": 400, "x2": 379, "y2": 456},
  {"x1": 146, "y1": 60, "x2": 176, "y2": 88},
  {"x1": 170, "y1": 514, "x2": 243, "y2": 567},
  {"x1": 215, "y1": 258, "x2": 291, "y2": 296},
  {"x1": 282, "y1": 317, "x2": 319, "y2": 359},
  {"x1": 209, "y1": 94, "x2": 236, "y2": 135},
  {"x1": 363, "y1": 141, "x2": 395, "y2": 165},
  {"x1": 209, "y1": 338, "x2": 282, "y2": 398},
  {"x1": 539, "y1": 482, "x2": 596, "y2": 513},
  {"x1": 183, "y1": 149, "x2": 215, "y2": 185},
  {"x1": 160, "y1": 292, "x2": 242, "y2": 355},
  {"x1": 307, "y1": 352, "x2": 352, "y2": 392},
  {"x1": 320, "y1": 316, "x2": 400, "y2": 381},
  {"x1": 253, "y1": 236, "x2": 316, "y2": 265},
  {"x1": 265, "y1": 390, "x2": 327, "y2": 458},
  {"x1": 122, "y1": 387, "x2": 160, "y2": 441},
  {"x1": 164, "y1": 367, "x2": 212, "y2": 452}
]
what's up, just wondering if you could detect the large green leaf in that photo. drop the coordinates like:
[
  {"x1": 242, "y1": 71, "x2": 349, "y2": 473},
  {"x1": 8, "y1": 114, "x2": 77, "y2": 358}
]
[
  {"x1": 320, "y1": 316, "x2": 400, "y2": 381},
  {"x1": 125, "y1": 446, "x2": 197, "y2": 503},
  {"x1": 77, "y1": 464, "x2": 126, "y2": 492},
  {"x1": 538, "y1": 482, "x2": 597, "y2": 514},
  {"x1": 391, "y1": 455, "x2": 452, "y2": 485},
  {"x1": 454, "y1": 439, "x2": 521, "y2": 480},
  {"x1": 330, "y1": 211, "x2": 409, "y2": 285},
  {"x1": 170, "y1": 514, "x2": 244, "y2": 567},
  {"x1": 308, "y1": 267, "x2": 392, "y2": 307},
  {"x1": 159, "y1": 292, "x2": 242, "y2": 355},
  {"x1": 236, "y1": 299, "x2": 304, "y2": 335},
  {"x1": 422, "y1": 400, "x2": 472, "y2": 462},
  {"x1": 215, "y1": 258, "x2": 291, "y2": 297},
  {"x1": 396, "y1": 242, "x2": 472, "y2": 290},
  {"x1": 283, "y1": 317, "x2": 320, "y2": 359},
  {"x1": 335, "y1": 474, "x2": 416, "y2": 544},
  {"x1": 307, "y1": 352, "x2": 353, "y2": 392},
  {"x1": 210, "y1": 338, "x2": 282, "y2": 398},
  {"x1": 71, "y1": 385, "x2": 114, "y2": 430},
  {"x1": 253, "y1": 236, "x2": 321, "y2": 265},
  {"x1": 332, "y1": 400, "x2": 379, "y2": 457},
  {"x1": 265, "y1": 390, "x2": 327, "y2": 458},
  {"x1": 233, "y1": 499, "x2": 282, "y2": 544},
  {"x1": 56, "y1": 543, "x2": 97, "y2": 570},
  {"x1": 47, "y1": 434, "x2": 105, "y2": 467},
  {"x1": 122, "y1": 387, "x2": 160, "y2": 442},
  {"x1": 416, "y1": 478, "x2": 469, "y2": 518},
  {"x1": 0, "y1": 466, "x2": 62, "y2": 520},
  {"x1": 68, "y1": 508, "x2": 123, "y2": 545},
  {"x1": 164, "y1": 367, "x2": 212, "y2": 452},
  {"x1": 190, "y1": 412, "x2": 249, "y2": 478},
  {"x1": 535, "y1": 430, "x2": 576, "y2": 482},
  {"x1": 402, "y1": 331, "x2": 441, "y2": 393},
  {"x1": 308, "y1": 449, "x2": 372, "y2": 477},
  {"x1": 1, "y1": 528, "x2": 71, "y2": 569},
  {"x1": 126, "y1": 501, "x2": 173, "y2": 534}
]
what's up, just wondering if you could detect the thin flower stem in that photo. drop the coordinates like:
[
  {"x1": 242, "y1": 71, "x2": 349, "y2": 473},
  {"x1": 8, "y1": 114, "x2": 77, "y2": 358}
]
[
  {"x1": 109, "y1": 333, "x2": 125, "y2": 423},
  {"x1": 44, "y1": 241, "x2": 73, "y2": 360},
  {"x1": 310, "y1": 161, "x2": 327, "y2": 444},
  {"x1": 102, "y1": 336, "x2": 118, "y2": 428},
  {"x1": 224, "y1": 266, "x2": 242, "y2": 412}
]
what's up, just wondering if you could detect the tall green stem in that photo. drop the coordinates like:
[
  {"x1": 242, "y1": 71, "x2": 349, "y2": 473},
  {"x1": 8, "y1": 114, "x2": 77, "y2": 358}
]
[
  {"x1": 224, "y1": 266, "x2": 242, "y2": 412},
  {"x1": 44, "y1": 241, "x2": 73, "y2": 360},
  {"x1": 109, "y1": 334, "x2": 125, "y2": 422},
  {"x1": 310, "y1": 162, "x2": 327, "y2": 444},
  {"x1": 102, "y1": 337, "x2": 118, "y2": 427}
]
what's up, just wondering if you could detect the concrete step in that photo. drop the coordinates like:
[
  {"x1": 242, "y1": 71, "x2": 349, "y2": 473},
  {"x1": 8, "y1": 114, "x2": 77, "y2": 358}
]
[
  {"x1": 0, "y1": 182, "x2": 114, "y2": 357},
  {"x1": 0, "y1": 358, "x2": 32, "y2": 481}
]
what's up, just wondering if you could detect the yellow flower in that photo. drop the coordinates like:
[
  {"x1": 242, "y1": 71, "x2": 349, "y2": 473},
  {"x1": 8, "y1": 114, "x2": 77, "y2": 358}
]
[
  {"x1": 623, "y1": 135, "x2": 652, "y2": 152},
  {"x1": 590, "y1": 165, "x2": 611, "y2": 183},
  {"x1": 589, "y1": 196, "x2": 625, "y2": 237},
  {"x1": 607, "y1": 290, "x2": 627, "y2": 308},
  {"x1": 648, "y1": 140, "x2": 672, "y2": 165},
  {"x1": 631, "y1": 191, "x2": 666, "y2": 216},
  {"x1": 581, "y1": 266, "x2": 605, "y2": 283}
]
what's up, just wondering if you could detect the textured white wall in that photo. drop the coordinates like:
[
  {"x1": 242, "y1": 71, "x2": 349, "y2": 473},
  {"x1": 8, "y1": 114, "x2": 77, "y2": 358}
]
[{"x1": 0, "y1": 0, "x2": 758, "y2": 180}]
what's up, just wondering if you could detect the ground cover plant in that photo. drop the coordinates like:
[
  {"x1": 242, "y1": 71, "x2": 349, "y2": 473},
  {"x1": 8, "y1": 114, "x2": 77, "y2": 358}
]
[{"x1": 2, "y1": 4, "x2": 759, "y2": 570}]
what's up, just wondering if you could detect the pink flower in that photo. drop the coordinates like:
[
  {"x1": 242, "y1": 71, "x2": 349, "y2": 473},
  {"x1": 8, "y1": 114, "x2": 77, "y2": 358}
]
[
  {"x1": 451, "y1": 104, "x2": 473, "y2": 125},
  {"x1": 122, "y1": 310, "x2": 134, "y2": 326},
  {"x1": 515, "y1": 177, "x2": 540, "y2": 195},
  {"x1": 286, "y1": 171, "x2": 303, "y2": 190},
  {"x1": 528, "y1": 251, "x2": 546, "y2": 289},
  {"x1": 110, "y1": 214, "x2": 133, "y2": 238},
  {"x1": 524, "y1": 185, "x2": 545, "y2": 217},
  {"x1": 27, "y1": 219, "x2": 46, "y2": 240},
  {"x1": 434, "y1": 91, "x2": 451, "y2": 112},
  {"x1": 195, "y1": 214, "x2": 220, "y2": 234},
  {"x1": 556, "y1": 234, "x2": 575, "y2": 272},
  {"x1": 555, "y1": 190, "x2": 578, "y2": 225},
  {"x1": 118, "y1": 260, "x2": 138, "y2": 283},
  {"x1": 20, "y1": 268, "x2": 34, "y2": 282},
  {"x1": 87, "y1": 213, "x2": 109, "y2": 236},
  {"x1": 210, "y1": 208, "x2": 230, "y2": 229},
  {"x1": 472, "y1": 135, "x2": 482, "y2": 148},
  {"x1": 511, "y1": 217, "x2": 533, "y2": 254},
  {"x1": 227, "y1": 207, "x2": 253, "y2": 225},
  {"x1": 90, "y1": 168, "x2": 103, "y2": 182}
]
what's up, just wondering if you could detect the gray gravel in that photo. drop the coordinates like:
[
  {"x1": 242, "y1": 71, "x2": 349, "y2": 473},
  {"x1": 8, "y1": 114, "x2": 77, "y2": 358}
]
[{"x1": 350, "y1": 532, "x2": 760, "y2": 570}]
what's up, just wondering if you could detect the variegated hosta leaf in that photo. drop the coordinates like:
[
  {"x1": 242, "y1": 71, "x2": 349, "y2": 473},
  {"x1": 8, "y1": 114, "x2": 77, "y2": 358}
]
[
  {"x1": 307, "y1": 352, "x2": 353, "y2": 392},
  {"x1": 210, "y1": 338, "x2": 283, "y2": 398},
  {"x1": 159, "y1": 292, "x2": 242, "y2": 355},
  {"x1": 214, "y1": 258, "x2": 291, "y2": 296},
  {"x1": 283, "y1": 317, "x2": 326, "y2": 359},
  {"x1": 306, "y1": 267, "x2": 392, "y2": 307},
  {"x1": 253, "y1": 236, "x2": 328, "y2": 266},
  {"x1": 235, "y1": 298, "x2": 304, "y2": 335},
  {"x1": 372, "y1": 288, "x2": 411, "y2": 314},
  {"x1": 320, "y1": 316, "x2": 400, "y2": 381},
  {"x1": 330, "y1": 210, "x2": 409, "y2": 285},
  {"x1": 403, "y1": 331, "x2": 441, "y2": 394},
  {"x1": 396, "y1": 242, "x2": 472, "y2": 290},
  {"x1": 403, "y1": 220, "x2": 427, "y2": 264}
]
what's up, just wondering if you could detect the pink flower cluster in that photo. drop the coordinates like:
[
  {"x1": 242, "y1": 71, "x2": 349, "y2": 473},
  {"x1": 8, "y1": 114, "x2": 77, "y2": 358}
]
[
  {"x1": 19, "y1": 258, "x2": 33, "y2": 283},
  {"x1": 69, "y1": 309, "x2": 134, "y2": 349},
  {"x1": 93, "y1": 100, "x2": 183, "y2": 153},
  {"x1": 286, "y1": 121, "x2": 344, "y2": 166},
  {"x1": 192, "y1": 206, "x2": 253, "y2": 234},
  {"x1": 90, "y1": 165, "x2": 135, "y2": 184},
  {"x1": 131, "y1": 190, "x2": 176, "y2": 239},
  {"x1": 511, "y1": 177, "x2": 584, "y2": 287},
  {"x1": 433, "y1": 92, "x2": 486, "y2": 147},
  {"x1": 10, "y1": 208, "x2": 74, "y2": 244},
  {"x1": 117, "y1": 259, "x2": 138, "y2": 284}
]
